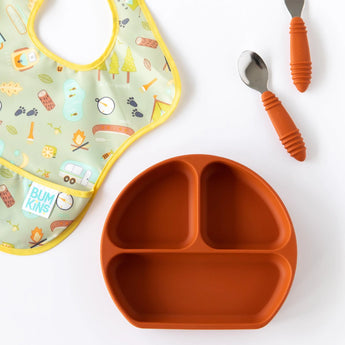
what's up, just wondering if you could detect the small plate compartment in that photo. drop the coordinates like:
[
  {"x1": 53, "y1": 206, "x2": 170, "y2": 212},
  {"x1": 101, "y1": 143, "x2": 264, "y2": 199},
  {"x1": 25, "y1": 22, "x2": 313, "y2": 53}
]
[
  {"x1": 105, "y1": 161, "x2": 197, "y2": 249},
  {"x1": 200, "y1": 162, "x2": 291, "y2": 250}
]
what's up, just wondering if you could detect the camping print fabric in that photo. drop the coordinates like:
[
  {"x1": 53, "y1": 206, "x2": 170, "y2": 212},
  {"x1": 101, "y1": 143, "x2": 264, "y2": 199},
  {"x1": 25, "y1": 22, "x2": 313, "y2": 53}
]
[{"x1": 0, "y1": 0, "x2": 180, "y2": 253}]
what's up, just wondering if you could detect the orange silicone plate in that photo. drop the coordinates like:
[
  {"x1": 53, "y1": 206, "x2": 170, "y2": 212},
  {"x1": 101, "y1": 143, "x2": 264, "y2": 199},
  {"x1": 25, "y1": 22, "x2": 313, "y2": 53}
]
[{"x1": 101, "y1": 155, "x2": 297, "y2": 329}]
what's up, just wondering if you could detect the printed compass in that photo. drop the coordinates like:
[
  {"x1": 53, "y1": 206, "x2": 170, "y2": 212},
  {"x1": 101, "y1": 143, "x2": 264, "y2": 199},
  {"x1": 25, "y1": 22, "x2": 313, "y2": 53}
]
[
  {"x1": 96, "y1": 97, "x2": 115, "y2": 115},
  {"x1": 56, "y1": 193, "x2": 74, "y2": 211}
]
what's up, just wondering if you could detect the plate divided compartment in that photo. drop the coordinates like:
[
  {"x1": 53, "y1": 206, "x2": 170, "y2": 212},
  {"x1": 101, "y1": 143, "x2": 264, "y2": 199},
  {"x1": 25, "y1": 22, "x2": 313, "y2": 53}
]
[{"x1": 101, "y1": 155, "x2": 297, "y2": 329}]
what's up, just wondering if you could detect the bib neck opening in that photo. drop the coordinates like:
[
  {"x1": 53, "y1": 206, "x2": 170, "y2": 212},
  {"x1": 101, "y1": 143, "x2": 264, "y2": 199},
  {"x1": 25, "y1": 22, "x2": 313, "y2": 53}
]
[{"x1": 27, "y1": 0, "x2": 119, "y2": 72}]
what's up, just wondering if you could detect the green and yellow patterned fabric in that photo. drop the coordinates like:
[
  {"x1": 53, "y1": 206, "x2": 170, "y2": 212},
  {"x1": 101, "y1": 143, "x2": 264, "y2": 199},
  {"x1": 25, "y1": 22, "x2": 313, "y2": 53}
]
[{"x1": 0, "y1": 0, "x2": 181, "y2": 255}]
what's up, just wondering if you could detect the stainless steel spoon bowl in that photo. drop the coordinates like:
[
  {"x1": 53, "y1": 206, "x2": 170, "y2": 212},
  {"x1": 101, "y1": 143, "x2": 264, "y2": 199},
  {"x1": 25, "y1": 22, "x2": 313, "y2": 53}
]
[{"x1": 238, "y1": 51, "x2": 268, "y2": 94}]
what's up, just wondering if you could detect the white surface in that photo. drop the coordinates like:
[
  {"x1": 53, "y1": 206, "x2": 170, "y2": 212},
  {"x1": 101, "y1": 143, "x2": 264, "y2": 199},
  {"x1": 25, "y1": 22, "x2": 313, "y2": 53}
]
[{"x1": 1, "y1": 0, "x2": 344, "y2": 344}]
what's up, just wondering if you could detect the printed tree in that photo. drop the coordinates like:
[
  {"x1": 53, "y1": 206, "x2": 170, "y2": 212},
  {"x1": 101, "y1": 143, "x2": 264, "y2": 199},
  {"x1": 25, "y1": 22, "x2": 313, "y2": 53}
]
[
  {"x1": 97, "y1": 61, "x2": 107, "y2": 82},
  {"x1": 109, "y1": 52, "x2": 120, "y2": 79},
  {"x1": 121, "y1": 47, "x2": 136, "y2": 83}
]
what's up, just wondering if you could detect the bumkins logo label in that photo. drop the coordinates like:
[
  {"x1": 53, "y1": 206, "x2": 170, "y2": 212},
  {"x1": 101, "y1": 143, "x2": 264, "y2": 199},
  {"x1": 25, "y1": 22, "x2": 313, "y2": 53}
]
[{"x1": 22, "y1": 182, "x2": 59, "y2": 218}]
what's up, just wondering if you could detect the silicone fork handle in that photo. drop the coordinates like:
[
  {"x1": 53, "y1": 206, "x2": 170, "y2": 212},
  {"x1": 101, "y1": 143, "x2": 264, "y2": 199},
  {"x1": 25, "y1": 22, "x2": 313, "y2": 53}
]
[
  {"x1": 290, "y1": 17, "x2": 312, "y2": 92},
  {"x1": 262, "y1": 91, "x2": 306, "y2": 161}
]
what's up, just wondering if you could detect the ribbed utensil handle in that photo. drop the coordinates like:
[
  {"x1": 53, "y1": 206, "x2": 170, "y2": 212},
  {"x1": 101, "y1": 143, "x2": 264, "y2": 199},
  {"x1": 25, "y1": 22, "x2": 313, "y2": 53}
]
[
  {"x1": 290, "y1": 17, "x2": 312, "y2": 92},
  {"x1": 262, "y1": 91, "x2": 306, "y2": 161}
]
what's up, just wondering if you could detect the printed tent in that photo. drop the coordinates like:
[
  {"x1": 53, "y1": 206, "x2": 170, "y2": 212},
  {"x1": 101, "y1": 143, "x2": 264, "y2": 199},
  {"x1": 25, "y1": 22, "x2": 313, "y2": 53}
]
[{"x1": 151, "y1": 95, "x2": 171, "y2": 122}]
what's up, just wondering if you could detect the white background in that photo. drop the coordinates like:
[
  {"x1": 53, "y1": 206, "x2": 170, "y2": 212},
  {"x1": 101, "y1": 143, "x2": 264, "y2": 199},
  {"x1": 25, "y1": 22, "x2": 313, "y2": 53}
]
[{"x1": 1, "y1": 0, "x2": 344, "y2": 344}]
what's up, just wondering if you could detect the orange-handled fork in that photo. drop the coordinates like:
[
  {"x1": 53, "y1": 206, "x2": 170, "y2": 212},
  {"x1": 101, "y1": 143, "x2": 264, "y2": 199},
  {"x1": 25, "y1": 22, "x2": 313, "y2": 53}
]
[{"x1": 285, "y1": 0, "x2": 312, "y2": 92}]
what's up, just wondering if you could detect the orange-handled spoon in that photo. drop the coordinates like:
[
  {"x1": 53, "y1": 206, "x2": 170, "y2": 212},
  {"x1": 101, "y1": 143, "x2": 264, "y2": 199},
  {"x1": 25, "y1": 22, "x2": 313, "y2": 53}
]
[
  {"x1": 238, "y1": 51, "x2": 306, "y2": 162},
  {"x1": 285, "y1": 0, "x2": 312, "y2": 92}
]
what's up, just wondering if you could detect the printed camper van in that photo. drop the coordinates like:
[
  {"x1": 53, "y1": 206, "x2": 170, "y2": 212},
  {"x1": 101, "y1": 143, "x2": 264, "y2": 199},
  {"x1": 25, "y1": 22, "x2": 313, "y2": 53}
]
[
  {"x1": 59, "y1": 161, "x2": 99, "y2": 189},
  {"x1": 11, "y1": 47, "x2": 39, "y2": 72}
]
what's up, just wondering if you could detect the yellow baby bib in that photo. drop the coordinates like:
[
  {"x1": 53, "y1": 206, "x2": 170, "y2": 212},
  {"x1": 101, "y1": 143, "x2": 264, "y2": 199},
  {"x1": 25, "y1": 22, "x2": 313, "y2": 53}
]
[{"x1": 0, "y1": 0, "x2": 181, "y2": 255}]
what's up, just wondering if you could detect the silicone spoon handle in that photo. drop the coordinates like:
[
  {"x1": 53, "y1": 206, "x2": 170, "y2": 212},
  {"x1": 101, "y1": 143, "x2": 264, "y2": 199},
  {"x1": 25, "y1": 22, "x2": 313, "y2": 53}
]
[
  {"x1": 262, "y1": 91, "x2": 306, "y2": 161},
  {"x1": 290, "y1": 17, "x2": 312, "y2": 92}
]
